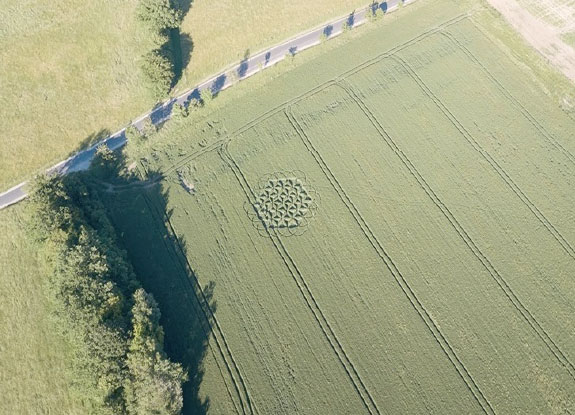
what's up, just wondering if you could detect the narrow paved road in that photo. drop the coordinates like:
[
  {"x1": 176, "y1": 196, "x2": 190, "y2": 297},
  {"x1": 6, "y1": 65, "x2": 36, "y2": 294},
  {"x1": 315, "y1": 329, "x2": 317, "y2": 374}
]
[{"x1": 0, "y1": 0, "x2": 408, "y2": 210}]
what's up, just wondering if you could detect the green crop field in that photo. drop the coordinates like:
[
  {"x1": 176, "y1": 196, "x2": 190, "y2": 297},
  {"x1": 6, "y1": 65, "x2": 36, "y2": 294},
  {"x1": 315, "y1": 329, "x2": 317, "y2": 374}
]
[{"x1": 101, "y1": 0, "x2": 575, "y2": 413}]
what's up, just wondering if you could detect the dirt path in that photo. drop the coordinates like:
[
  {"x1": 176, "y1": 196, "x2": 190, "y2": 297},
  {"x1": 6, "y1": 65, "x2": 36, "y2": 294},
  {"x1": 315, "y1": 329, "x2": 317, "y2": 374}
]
[{"x1": 485, "y1": 0, "x2": 575, "y2": 82}]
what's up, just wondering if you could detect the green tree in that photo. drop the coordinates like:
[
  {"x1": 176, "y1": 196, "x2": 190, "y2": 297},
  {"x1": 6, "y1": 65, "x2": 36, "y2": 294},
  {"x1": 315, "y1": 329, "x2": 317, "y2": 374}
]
[
  {"x1": 142, "y1": 48, "x2": 175, "y2": 99},
  {"x1": 125, "y1": 289, "x2": 187, "y2": 415}
]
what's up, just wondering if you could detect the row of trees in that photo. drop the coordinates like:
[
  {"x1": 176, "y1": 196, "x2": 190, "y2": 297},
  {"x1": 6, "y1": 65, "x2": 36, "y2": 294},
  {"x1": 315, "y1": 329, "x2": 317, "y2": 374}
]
[
  {"x1": 137, "y1": 0, "x2": 185, "y2": 98},
  {"x1": 27, "y1": 172, "x2": 186, "y2": 415}
]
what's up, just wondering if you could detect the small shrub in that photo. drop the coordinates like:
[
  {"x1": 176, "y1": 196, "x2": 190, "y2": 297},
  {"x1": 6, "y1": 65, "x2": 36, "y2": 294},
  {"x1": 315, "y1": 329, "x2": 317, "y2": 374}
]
[
  {"x1": 368, "y1": 2, "x2": 384, "y2": 21},
  {"x1": 285, "y1": 51, "x2": 296, "y2": 64},
  {"x1": 171, "y1": 103, "x2": 189, "y2": 121}
]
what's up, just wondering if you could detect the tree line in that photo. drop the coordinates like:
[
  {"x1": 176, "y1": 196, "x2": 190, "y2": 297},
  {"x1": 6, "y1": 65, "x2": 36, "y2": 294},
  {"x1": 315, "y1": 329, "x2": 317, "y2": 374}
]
[{"x1": 27, "y1": 170, "x2": 186, "y2": 415}]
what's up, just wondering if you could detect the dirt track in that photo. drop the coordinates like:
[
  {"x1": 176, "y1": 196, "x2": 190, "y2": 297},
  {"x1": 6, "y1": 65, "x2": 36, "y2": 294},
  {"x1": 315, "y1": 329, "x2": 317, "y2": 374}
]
[{"x1": 485, "y1": 0, "x2": 575, "y2": 82}]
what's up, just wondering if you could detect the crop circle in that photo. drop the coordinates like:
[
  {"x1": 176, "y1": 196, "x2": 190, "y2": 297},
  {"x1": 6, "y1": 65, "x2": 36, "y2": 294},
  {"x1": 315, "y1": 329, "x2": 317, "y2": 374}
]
[{"x1": 247, "y1": 172, "x2": 318, "y2": 236}]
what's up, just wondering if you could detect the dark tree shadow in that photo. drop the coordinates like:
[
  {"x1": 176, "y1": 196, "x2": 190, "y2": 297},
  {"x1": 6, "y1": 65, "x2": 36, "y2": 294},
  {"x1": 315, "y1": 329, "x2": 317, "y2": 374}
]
[
  {"x1": 74, "y1": 149, "x2": 214, "y2": 415},
  {"x1": 323, "y1": 24, "x2": 333, "y2": 38},
  {"x1": 237, "y1": 49, "x2": 250, "y2": 78},
  {"x1": 346, "y1": 11, "x2": 355, "y2": 27},
  {"x1": 211, "y1": 74, "x2": 227, "y2": 95},
  {"x1": 150, "y1": 99, "x2": 176, "y2": 125},
  {"x1": 169, "y1": 30, "x2": 194, "y2": 87},
  {"x1": 288, "y1": 46, "x2": 298, "y2": 56},
  {"x1": 180, "y1": 33, "x2": 194, "y2": 71},
  {"x1": 264, "y1": 51, "x2": 271, "y2": 66}
]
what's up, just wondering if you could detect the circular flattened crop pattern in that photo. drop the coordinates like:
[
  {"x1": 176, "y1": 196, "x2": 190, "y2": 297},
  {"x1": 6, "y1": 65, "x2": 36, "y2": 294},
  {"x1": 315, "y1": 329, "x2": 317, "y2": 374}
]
[{"x1": 247, "y1": 172, "x2": 318, "y2": 236}]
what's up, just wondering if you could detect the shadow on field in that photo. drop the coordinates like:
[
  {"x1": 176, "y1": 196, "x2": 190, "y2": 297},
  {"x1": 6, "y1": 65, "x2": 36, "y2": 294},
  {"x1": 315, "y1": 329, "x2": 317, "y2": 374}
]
[
  {"x1": 169, "y1": 0, "x2": 195, "y2": 87},
  {"x1": 170, "y1": 30, "x2": 194, "y2": 87},
  {"x1": 88, "y1": 150, "x2": 215, "y2": 415}
]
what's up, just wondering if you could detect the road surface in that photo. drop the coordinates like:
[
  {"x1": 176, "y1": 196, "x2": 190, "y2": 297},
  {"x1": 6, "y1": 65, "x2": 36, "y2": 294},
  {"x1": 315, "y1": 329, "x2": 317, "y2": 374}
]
[{"x1": 0, "y1": 0, "x2": 409, "y2": 210}]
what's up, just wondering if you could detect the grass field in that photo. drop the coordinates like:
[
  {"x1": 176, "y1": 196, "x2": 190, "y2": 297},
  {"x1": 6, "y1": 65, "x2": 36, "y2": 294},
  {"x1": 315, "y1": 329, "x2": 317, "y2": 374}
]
[
  {"x1": 0, "y1": 207, "x2": 83, "y2": 414},
  {"x1": 102, "y1": 0, "x2": 575, "y2": 413},
  {"x1": 0, "y1": 0, "x2": 369, "y2": 191}
]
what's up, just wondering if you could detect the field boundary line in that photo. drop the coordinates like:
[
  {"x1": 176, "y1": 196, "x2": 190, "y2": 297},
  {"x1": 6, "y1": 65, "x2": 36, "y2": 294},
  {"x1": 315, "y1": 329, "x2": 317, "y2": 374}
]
[
  {"x1": 440, "y1": 29, "x2": 575, "y2": 167},
  {"x1": 390, "y1": 54, "x2": 575, "y2": 262},
  {"x1": 387, "y1": 56, "x2": 575, "y2": 380},
  {"x1": 285, "y1": 106, "x2": 495, "y2": 415},
  {"x1": 141, "y1": 190, "x2": 258, "y2": 415},
  {"x1": 219, "y1": 145, "x2": 381, "y2": 415}
]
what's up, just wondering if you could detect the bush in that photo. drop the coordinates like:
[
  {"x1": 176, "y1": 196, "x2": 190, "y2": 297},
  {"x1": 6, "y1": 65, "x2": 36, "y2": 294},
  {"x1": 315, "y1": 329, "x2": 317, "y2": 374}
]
[
  {"x1": 188, "y1": 98, "x2": 201, "y2": 110},
  {"x1": 136, "y1": 0, "x2": 185, "y2": 99}
]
